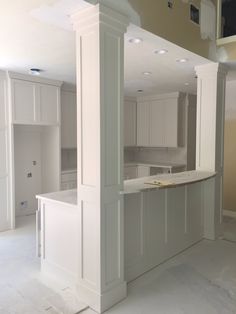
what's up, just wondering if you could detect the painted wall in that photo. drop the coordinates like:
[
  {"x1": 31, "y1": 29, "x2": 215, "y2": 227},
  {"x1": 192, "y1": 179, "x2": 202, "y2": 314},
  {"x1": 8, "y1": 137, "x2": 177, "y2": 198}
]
[
  {"x1": 127, "y1": 0, "x2": 214, "y2": 59},
  {"x1": 224, "y1": 80, "x2": 236, "y2": 212},
  {"x1": 14, "y1": 125, "x2": 42, "y2": 216}
]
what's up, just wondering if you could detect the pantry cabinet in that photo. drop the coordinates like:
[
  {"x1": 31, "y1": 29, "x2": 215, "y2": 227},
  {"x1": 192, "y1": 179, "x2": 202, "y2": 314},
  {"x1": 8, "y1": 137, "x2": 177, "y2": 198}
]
[
  {"x1": 9, "y1": 72, "x2": 61, "y2": 125},
  {"x1": 137, "y1": 92, "x2": 184, "y2": 148}
]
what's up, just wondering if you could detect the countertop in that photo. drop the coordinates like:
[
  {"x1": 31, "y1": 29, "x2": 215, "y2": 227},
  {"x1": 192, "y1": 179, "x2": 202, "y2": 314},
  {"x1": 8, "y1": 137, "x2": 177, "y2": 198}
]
[
  {"x1": 36, "y1": 189, "x2": 77, "y2": 207},
  {"x1": 123, "y1": 170, "x2": 216, "y2": 194},
  {"x1": 37, "y1": 171, "x2": 216, "y2": 205}
]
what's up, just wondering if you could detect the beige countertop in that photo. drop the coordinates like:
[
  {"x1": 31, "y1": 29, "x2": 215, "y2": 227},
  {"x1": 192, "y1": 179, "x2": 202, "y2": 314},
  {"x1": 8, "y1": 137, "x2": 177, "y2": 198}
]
[
  {"x1": 37, "y1": 171, "x2": 216, "y2": 205},
  {"x1": 123, "y1": 170, "x2": 216, "y2": 194}
]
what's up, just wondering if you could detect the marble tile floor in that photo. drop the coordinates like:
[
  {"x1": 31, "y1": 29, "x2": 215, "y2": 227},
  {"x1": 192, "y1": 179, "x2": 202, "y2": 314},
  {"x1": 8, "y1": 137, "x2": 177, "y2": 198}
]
[
  {"x1": 0, "y1": 215, "x2": 88, "y2": 314},
  {"x1": 223, "y1": 215, "x2": 236, "y2": 243},
  {"x1": 83, "y1": 240, "x2": 236, "y2": 314}
]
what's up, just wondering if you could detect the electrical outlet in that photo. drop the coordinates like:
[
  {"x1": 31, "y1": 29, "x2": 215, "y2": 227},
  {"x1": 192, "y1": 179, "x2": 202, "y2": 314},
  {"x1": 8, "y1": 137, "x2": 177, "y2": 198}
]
[{"x1": 20, "y1": 201, "x2": 28, "y2": 210}]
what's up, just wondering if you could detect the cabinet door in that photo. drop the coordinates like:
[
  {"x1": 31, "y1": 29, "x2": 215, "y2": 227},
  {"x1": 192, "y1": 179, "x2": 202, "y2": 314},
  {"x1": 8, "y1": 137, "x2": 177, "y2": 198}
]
[
  {"x1": 61, "y1": 90, "x2": 77, "y2": 148},
  {"x1": 149, "y1": 99, "x2": 164, "y2": 147},
  {"x1": 12, "y1": 79, "x2": 36, "y2": 124},
  {"x1": 39, "y1": 84, "x2": 60, "y2": 125},
  {"x1": 137, "y1": 102, "x2": 149, "y2": 146},
  {"x1": 164, "y1": 98, "x2": 178, "y2": 147},
  {"x1": 124, "y1": 100, "x2": 136, "y2": 147}
]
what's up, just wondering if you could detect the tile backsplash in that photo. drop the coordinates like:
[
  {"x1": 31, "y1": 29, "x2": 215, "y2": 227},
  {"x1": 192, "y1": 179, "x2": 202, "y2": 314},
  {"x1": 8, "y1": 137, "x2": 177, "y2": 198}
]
[{"x1": 124, "y1": 146, "x2": 187, "y2": 165}]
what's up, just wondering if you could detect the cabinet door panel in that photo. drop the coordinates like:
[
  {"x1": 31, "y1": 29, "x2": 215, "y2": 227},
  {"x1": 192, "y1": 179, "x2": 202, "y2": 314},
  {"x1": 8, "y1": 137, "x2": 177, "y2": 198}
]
[
  {"x1": 61, "y1": 91, "x2": 77, "y2": 148},
  {"x1": 12, "y1": 80, "x2": 36, "y2": 123},
  {"x1": 149, "y1": 100, "x2": 164, "y2": 147},
  {"x1": 137, "y1": 102, "x2": 149, "y2": 146},
  {"x1": 124, "y1": 100, "x2": 136, "y2": 147},
  {"x1": 164, "y1": 98, "x2": 178, "y2": 147},
  {"x1": 40, "y1": 85, "x2": 59, "y2": 125}
]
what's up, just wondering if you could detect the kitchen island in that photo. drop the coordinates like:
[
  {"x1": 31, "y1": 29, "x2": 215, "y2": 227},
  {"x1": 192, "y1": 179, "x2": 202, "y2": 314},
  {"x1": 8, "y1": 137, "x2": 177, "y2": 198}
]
[{"x1": 36, "y1": 170, "x2": 216, "y2": 288}]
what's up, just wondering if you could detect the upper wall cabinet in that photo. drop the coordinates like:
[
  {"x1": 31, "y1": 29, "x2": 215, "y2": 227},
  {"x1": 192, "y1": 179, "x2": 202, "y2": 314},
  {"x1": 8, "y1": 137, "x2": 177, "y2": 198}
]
[
  {"x1": 9, "y1": 72, "x2": 62, "y2": 126},
  {"x1": 124, "y1": 98, "x2": 136, "y2": 147},
  {"x1": 137, "y1": 92, "x2": 185, "y2": 148},
  {"x1": 61, "y1": 87, "x2": 77, "y2": 148}
]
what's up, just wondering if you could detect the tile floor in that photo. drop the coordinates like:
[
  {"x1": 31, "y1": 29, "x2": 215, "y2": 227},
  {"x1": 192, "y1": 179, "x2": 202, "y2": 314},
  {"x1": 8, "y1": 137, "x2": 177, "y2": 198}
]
[
  {"x1": 86, "y1": 241, "x2": 236, "y2": 314},
  {"x1": 2, "y1": 215, "x2": 236, "y2": 314},
  {"x1": 0, "y1": 215, "x2": 88, "y2": 314}
]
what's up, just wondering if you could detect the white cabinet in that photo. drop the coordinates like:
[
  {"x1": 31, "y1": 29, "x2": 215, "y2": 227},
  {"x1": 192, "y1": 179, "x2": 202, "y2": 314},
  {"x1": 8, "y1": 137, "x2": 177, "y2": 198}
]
[
  {"x1": 39, "y1": 84, "x2": 60, "y2": 125},
  {"x1": 137, "y1": 92, "x2": 184, "y2": 148},
  {"x1": 9, "y1": 73, "x2": 61, "y2": 125},
  {"x1": 124, "y1": 165, "x2": 150, "y2": 179},
  {"x1": 61, "y1": 89, "x2": 77, "y2": 148},
  {"x1": 149, "y1": 99, "x2": 164, "y2": 147},
  {"x1": 12, "y1": 80, "x2": 36, "y2": 124},
  {"x1": 124, "y1": 98, "x2": 136, "y2": 147},
  {"x1": 137, "y1": 101, "x2": 149, "y2": 146}
]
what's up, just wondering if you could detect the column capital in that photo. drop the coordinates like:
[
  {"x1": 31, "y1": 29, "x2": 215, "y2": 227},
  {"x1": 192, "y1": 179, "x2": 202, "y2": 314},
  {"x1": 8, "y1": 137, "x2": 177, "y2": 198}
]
[
  {"x1": 195, "y1": 62, "x2": 228, "y2": 78},
  {"x1": 71, "y1": 3, "x2": 129, "y2": 35}
]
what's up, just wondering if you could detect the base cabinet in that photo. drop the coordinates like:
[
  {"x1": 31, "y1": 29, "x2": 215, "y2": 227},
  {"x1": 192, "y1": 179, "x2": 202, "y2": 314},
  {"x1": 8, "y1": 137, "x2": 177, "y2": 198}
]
[{"x1": 124, "y1": 182, "x2": 203, "y2": 282}]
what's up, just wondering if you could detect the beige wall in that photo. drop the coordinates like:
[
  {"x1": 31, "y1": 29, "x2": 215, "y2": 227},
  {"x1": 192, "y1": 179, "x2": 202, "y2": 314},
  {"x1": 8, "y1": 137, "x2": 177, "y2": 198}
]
[
  {"x1": 128, "y1": 0, "x2": 213, "y2": 59},
  {"x1": 224, "y1": 81, "x2": 236, "y2": 212}
]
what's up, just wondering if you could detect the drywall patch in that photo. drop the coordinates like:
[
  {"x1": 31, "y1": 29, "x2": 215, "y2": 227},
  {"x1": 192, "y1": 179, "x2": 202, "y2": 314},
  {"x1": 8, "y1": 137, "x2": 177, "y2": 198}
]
[{"x1": 30, "y1": 0, "x2": 93, "y2": 31}]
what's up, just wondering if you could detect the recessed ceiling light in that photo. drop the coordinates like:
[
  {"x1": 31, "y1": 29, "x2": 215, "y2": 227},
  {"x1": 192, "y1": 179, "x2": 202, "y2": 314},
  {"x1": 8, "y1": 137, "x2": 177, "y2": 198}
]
[
  {"x1": 142, "y1": 71, "x2": 152, "y2": 76},
  {"x1": 29, "y1": 68, "x2": 41, "y2": 76},
  {"x1": 184, "y1": 82, "x2": 189, "y2": 86},
  {"x1": 128, "y1": 37, "x2": 143, "y2": 44},
  {"x1": 176, "y1": 58, "x2": 189, "y2": 63},
  {"x1": 154, "y1": 49, "x2": 168, "y2": 55}
]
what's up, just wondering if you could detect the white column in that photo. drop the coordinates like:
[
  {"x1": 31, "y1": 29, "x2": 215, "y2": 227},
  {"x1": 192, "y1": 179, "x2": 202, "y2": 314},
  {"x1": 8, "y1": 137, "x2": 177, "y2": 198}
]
[
  {"x1": 71, "y1": 5, "x2": 129, "y2": 313},
  {"x1": 195, "y1": 63, "x2": 228, "y2": 240}
]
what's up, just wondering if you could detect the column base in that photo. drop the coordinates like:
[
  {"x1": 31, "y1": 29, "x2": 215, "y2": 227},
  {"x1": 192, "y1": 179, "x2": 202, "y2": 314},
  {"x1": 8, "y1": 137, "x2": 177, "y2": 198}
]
[{"x1": 76, "y1": 281, "x2": 127, "y2": 313}]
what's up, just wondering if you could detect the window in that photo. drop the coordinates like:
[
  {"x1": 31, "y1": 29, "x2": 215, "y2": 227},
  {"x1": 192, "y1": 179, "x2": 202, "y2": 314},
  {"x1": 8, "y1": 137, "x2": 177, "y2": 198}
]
[{"x1": 190, "y1": 4, "x2": 200, "y2": 25}]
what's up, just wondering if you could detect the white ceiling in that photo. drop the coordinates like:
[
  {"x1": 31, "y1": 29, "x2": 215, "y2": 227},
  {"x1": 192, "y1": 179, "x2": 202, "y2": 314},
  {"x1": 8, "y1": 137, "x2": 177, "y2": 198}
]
[{"x1": 0, "y1": 0, "x2": 215, "y2": 96}]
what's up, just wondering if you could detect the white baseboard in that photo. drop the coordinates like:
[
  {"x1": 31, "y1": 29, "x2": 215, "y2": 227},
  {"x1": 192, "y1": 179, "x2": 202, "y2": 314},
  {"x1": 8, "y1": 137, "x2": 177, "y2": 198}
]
[{"x1": 223, "y1": 210, "x2": 236, "y2": 219}]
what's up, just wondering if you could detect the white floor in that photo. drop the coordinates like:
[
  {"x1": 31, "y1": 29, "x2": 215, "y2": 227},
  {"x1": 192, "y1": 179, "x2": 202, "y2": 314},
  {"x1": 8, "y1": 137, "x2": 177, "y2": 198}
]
[
  {"x1": 87, "y1": 242, "x2": 236, "y2": 314},
  {"x1": 2, "y1": 216, "x2": 236, "y2": 314},
  {"x1": 0, "y1": 215, "x2": 88, "y2": 314}
]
